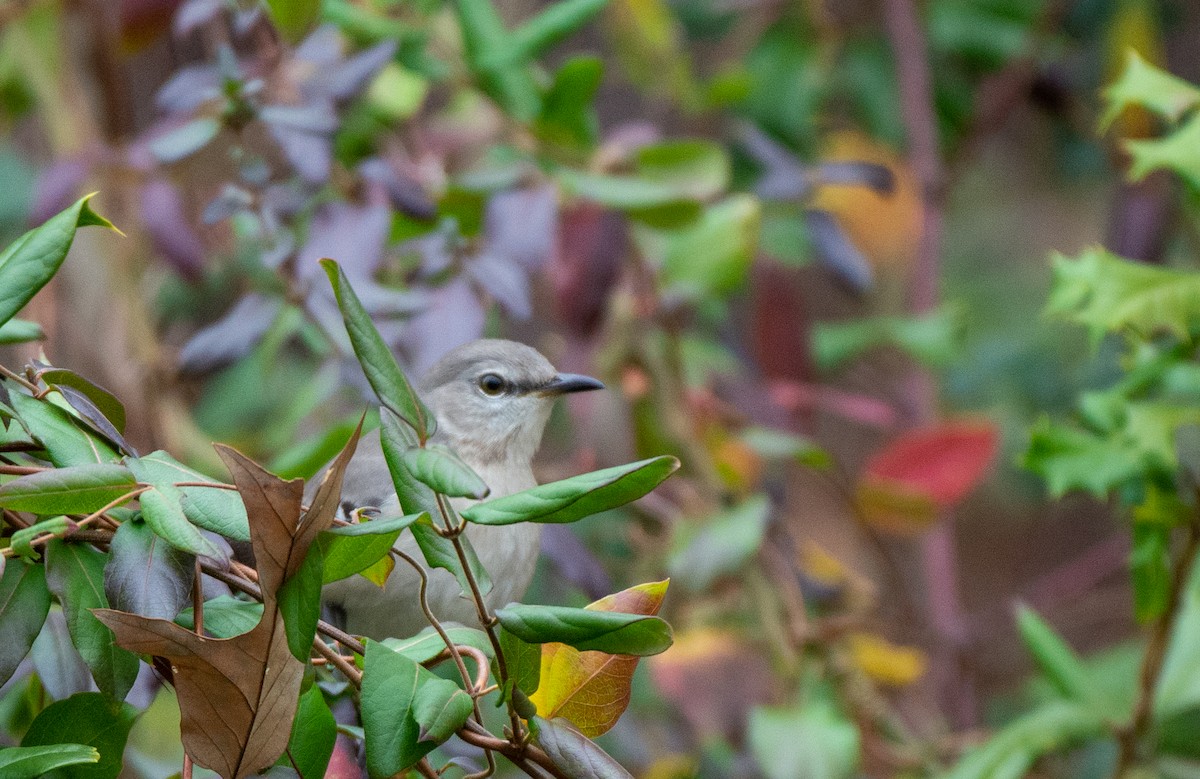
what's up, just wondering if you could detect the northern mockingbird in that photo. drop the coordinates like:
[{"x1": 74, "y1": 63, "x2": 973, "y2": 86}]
[{"x1": 321, "y1": 338, "x2": 604, "y2": 640}]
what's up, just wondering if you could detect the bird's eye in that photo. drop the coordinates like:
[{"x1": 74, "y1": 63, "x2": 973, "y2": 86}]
[{"x1": 478, "y1": 373, "x2": 507, "y2": 396}]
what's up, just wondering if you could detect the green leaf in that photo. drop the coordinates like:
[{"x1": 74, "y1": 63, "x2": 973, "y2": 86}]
[
  {"x1": 104, "y1": 519, "x2": 194, "y2": 622},
  {"x1": 1131, "y1": 523, "x2": 1171, "y2": 623},
  {"x1": 740, "y1": 427, "x2": 831, "y2": 468},
  {"x1": 812, "y1": 307, "x2": 961, "y2": 371},
  {"x1": 277, "y1": 542, "x2": 325, "y2": 662},
  {"x1": 125, "y1": 451, "x2": 249, "y2": 541},
  {"x1": 1014, "y1": 605, "x2": 1105, "y2": 705},
  {"x1": 536, "y1": 56, "x2": 603, "y2": 150},
  {"x1": 943, "y1": 701, "x2": 1105, "y2": 779},
  {"x1": 380, "y1": 408, "x2": 438, "y2": 515},
  {"x1": 495, "y1": 604, "x2": 672, "y2": 656},
  {"x1": 487, "y1": 0, "x2": 608, "y2": 68},
  {"x1": 748, "y1": 697, "x2": 859, "y2": 779},
  {"x1": 8, "y1": 392, "x2": 120, "y2": 466},
  {"x1": 283, "y1": 685, "x2": 336, "y2": 779},
  {"x1": 37, "y1": 369, "x2": 126, "y2": 434},
  {"x1": 137, "y1": 485, "x2": 225, "y2": 559},
  {"x1": 44, "y1": 541, "x2": 140, "y2": 701},
  {"x1": 0, "y1": 318, "x2": 44, "y2": 344},
  {"x1": 667, "y1": 494, "x2": 770, "y2": 592},
  {"x1": 635, "y1": 139, "x2": 730, "y2": 200},
  {"x1": 1021, "y1": 416, "x2": 1147, "y2": 497},
  {"x1": 0, "y1": 560, "x2": 51, "y2": 687},
  {"x1": 646, "y1": 194, "x2": 761, "y2": 298},
  {"x1": 265, "y1": 0, "x2": 321, "y2": 43},
  {"x1": 321, "y1": 260, "x2": 435, "y2": 441},
  {"x1": 361, "y1": 640, "x2": 442, "y2": 776},
  {"x1": 175, "y1": 594, "x2": 263, "y2": 638},
  {"x1": 0, "y1": 745, "x2": 100, "y2": 778},
  {"x1": 410, "y1": 518, "x2": 493, "y2": 598},
  {"x1": 20, "y1": 692, "x2": 137, "y2": 779},
  {"x1": 1127, "y1": 112, "x2": 1200, "y2": 190},
  {"x1": 0, "y1": 464, "x2": 137, "y2": 515},
  {"x1": 452, "y1": 0, "x2": 542, "y2": 121},
  {"x1": 411, "y1": 676, "x2": 474, "y2": 743},
  {"x1": 462, "y1": 456, "x2": 678, "y2": 526},
  {"x1": 381, "y1": 624, "x2": 495, "y2": 664},
  {"x1": 399, "y1": 445, "x2": 489, "y2": 500},
  {"x1": 555, "y1": 168, "x2": 701, "y2": 227},
  {"x1": 1101, "y1": 50, "x2": 1200, "y2": 130},
  {"x1": 499, "y1": 626, "x2": 541, "y2": 697},
  {"x1": 1046, "y1": 247, "x2": 1200, "y2": 343},
  {"x1": 0, "y1": 194, "x2": 119, "y2": 329},
  {"x1": 318, "y1": 512, "x2": 423, "y2": 584},
  {"x1": 532, "y1": 716, "x2": 633, "y2": 779}
]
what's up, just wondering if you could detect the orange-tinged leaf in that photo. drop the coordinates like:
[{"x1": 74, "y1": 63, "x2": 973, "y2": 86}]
[
  {"x1": 846, "y1": 632, "x2": 926, "y2": 687},
  {"x1": 857, "y1": 421, "x2": 997, "y2": 535},
  {"x1": 529, "y1": 580, "x2": 668, "y2": 737}
]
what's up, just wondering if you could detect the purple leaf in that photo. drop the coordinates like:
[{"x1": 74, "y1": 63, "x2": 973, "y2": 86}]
[
  {"x1": 296, "y1": 201, "x2": 390, "y2": 280},
  {"x1": 401, "y1": 231, "x2": 455, "y2": 279},
  {"x1": 814, "y1": 161, "x2": 895, "y2": 194},
  {"x1": 178, "y1": 294, "x2": 283, "y2": 373},
  {"x1": 486, "y1": 186, "x2": 558, "y2": 270},
  {"x1": 313, "y1": 40, "x2": 398, "y2": 102},
  {"x1": 156, "y1": 65, "x2": 221, "y2": 114},
  {"x1": 805, "y1": 209, "x2": 873, "y2": 292},
  {"x1": 141, "y1": 179, "x2": 207, "y2": 279},
  {"x1": 267, "y1": 124, "x2": 332, "y2": 183},
  {"x1": 202, "y1": 184, "x2": 255, "y2": 225},
  {"x1": 359, "y1": 159, "x2": 436, "y2": 220},
  {"x1": 260, "y1": 102, "x2": 339, "y2": 134},
  {"x1": 402, "y1": 278, "x2": 485, "y2": 375},
  {"x1": 294, "y1": 24, "x2": 343, "y2": 66},
  {"x1": 550, "y1": 203, "x2": 625, "y2": 336},
  {"x1": 31, "y1": 611, "x2": 96, "y2": 700},
  {"x1": 54, "y1": 385, "x2": 137, "y2": 457},
  {"x1": 467, "y1": 252, "x2": 531, "y2": 319},
  {"x1": 541, "y1": 525, "x2": 611, "y2": 600},
  {"x1": 173, "y1": 0, "x2": 223, "y2": 38},
  {"x1": 352, "y1": 279, "x2": 425, "y2": 317},
  {"x1": 149, "y1": 117, "x2": 221, "y2": 163},
  {"x1": 29, "y1": 158, "x2": 89, "y2": 226}
]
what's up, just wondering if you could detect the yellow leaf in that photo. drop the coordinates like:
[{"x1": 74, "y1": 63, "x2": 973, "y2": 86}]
[
  {"x1": 358, "y1": 554, "x2": 394, "y2": 588},
  {"x1": 847, "y1": 632, "x2": 926, "y2": 687},
  {"x1": 530, "y1": 580, "x2": 669, "y2": 737}
]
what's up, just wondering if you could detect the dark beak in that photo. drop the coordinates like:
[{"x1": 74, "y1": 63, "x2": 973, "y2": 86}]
[{"x1": 538, "y1": 373, "x2": 605, "y2": 396}]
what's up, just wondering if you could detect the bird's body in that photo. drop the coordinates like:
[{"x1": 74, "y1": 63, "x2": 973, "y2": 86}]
[{"x1": 320, "y1": 339, "x2": 602, "y2": 640}]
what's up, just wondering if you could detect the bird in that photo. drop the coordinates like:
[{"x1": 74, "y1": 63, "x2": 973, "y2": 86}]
[{"x1": 319, "y1": 338, "x2": 604, "y2": 640}]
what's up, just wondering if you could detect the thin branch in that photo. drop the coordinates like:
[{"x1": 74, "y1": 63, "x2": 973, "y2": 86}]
[
  {"x1": 1, "y1": 485, "x2": 149, "y2": 558},
  {"x1": 312, "y1": 638, "x2": 362, "y2": 685}
]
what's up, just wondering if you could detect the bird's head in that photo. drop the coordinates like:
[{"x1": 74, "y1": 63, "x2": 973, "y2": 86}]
[{"x1": 419, "y1": 339, "x2": 603, "y2": 465}]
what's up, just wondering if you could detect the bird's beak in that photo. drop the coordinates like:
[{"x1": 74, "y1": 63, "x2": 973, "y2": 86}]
[{"x1": 538, "y1": 373, "x2": 605, "y2": 396}]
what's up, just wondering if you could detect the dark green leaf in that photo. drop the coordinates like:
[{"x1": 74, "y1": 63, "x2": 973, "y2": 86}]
[
  {"x1": 462, "y1": 456, "x2": 678, "y2": 526},
  {"x1": 1014, "y1": 605, "x2": 1104, "y2": 705},
  {"x1": 277, "y1": 543, "x2": 325, "y2": 661},
  {"x1": 0, "y1": 464, "x2": 136, "y2": 514},
  {"x1": 361, "y1": 640, "x2": 440, "y2": 776},
  {"x1": 283, "y1": 685, "x2": 336, "y2": 779},
  {"x1": 104, "y1": 519, "x2": 194, "y2": 622},
  {"x1": 175, "y1": 594, "x2": 264, "y2": 638},
  {"x1": 0, "y1": 745, "x2": 100, "y2": 778},
  {"x1": 0, "y1": 194, "x2": 119, "y2": 329},
  {"x1": 380, "y1": 408, "x2": 438, "y2": 515},
  {"x1": 451, "y1": 0, "x2": 541, "y2": 121},
  {"x1": 537, "y1": 56, "x2": 602, "y2": 150},
  {"x1": 410, "y1": 518, "x2": 493, "y2": 598},
  {"x1": 265, "y1": 0, "x2": 321, "y2": 43},
  {"x1": 399, "y1": 445, "x2": 489, "y2": 500},
  {"x1": 20, "y1": 692, "x2": 137, "y2": 779},
  {"x1": 943, "y1": 701, "x2": 1105, "y2": 779},
  {"x1": 138, "y1": 485, "x2": 225, "y2": 560},
  {"x1": 37, "y1": 369, "x2": 126, "y2": 434},
  {"x1": 321, "y1": 260, "x2": 434, "y2": 441},
  {"x1": 411, "y1": 676, "x2": 473, "y2": 743},
  {"x1": 8, "y1": 392, "x2": 120, "y2": 466},
  {"x1": 44, "y1": 540, "x2": 140, "y2": 701},
  {"x1": 667, "y1": 494, "x2": 770, "y2": 592},
  {"x1": 495, "y1": 604, "x2": 672, "y2": 656},
  {"x1": 499, "y1": 626, "x2": 540, "y2": 698},
  {"x1": 643, "y1": 194, "x2": 760, "y2": 297},
  {"x1": 126, "y1": 451, "x2": 249, "y2": 541},
  {"x1": 0, "y1": 318, "x2": 44, "y2": 344},
  {"x1": 1132, "y1": 523, "x2": 1171, "y2": 623},
  {"x1": 381, "y1": 623, "x2": 495, "y2": 664},
  {"x1": 532, "y1": 716, "x2": 633, "y2": 779},
  {"x1": 318, "y1": 512, "x2": 423, "y2": 584},
  {"x1": 0, "y1": 560, "x2": 51, "y2": 687}
]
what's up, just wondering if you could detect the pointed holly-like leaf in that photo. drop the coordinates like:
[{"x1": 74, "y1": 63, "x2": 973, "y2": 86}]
[
  {"x1": 93, "y1": 448, "x2": 312, "y2": 778},
  {"x1": 44, "y1": 541, "x2": 141, "y2": 701},
  {"x1": 483, "y1": 0, "x2": 608, "y2": 69},
  {"x1": 0, "y1": 464, "x2": 137, "y2": 515},
  {"x1": 0, "y1": 560, "x2": 51, "y2": 687},
  {"x1": 8, "y1": 392, "x2": 120, "y2": 466},
  {"x1": 126, "y1": 451, "x2": 249, "y2": 541},
  {"x1": 532, "y1": 716, "x2": 633, "y2": 779},
  {"x1": 104, "y1": 518, "x2": 194, "y2": 622},
  {"x1": 0, "y1": 194, "x2": 120, "y2": 328},
  {"x1": 317, "y1": 512, "x2": 423, "y2": 584},
  {"x1": 321, "y1": 260, "x2": 434, "y2": 441},
  {"x1": 496, "y1": 602, "x2": 672, "y2": 656},
  {"x1": 0, "y1": 745, "x2": 100, "y2": 777},
  {"x1": 399, "y1": 445, "x2": 489, "y2": 500},
  {"x1": 20, "y1": 692, "x2": 138, "y2": 779},
  {"x1": 1101, "y1": 50, "x2": 1200, "y2": 129},
  {"x1": 462, "y1": 456, "x2": 678, "y2": 526},
  {"x1": 282, "y1": 685, "x2": 336, "y2": 779},
  {"x1": 531, "y1": 581, "x2": 668, "y2": 736}
]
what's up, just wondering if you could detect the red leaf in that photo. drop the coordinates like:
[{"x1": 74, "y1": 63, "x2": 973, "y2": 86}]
[{"x1": 862, "y1": 421, "x2": 999, "y2": 508}]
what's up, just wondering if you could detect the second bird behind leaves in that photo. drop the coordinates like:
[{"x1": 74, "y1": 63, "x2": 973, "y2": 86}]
[{"x1": 319, "y1": 338, "x2": 604, "y2": 640}]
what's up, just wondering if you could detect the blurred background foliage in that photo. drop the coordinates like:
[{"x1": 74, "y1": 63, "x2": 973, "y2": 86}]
[{"x1": 5, "y1": 0, "x2": 1200, "y2": 776}]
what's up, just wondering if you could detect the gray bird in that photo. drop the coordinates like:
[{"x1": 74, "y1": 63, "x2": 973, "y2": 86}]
[{"x1": 321, "y1": 338, "x2": 604, "y2": 640}]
